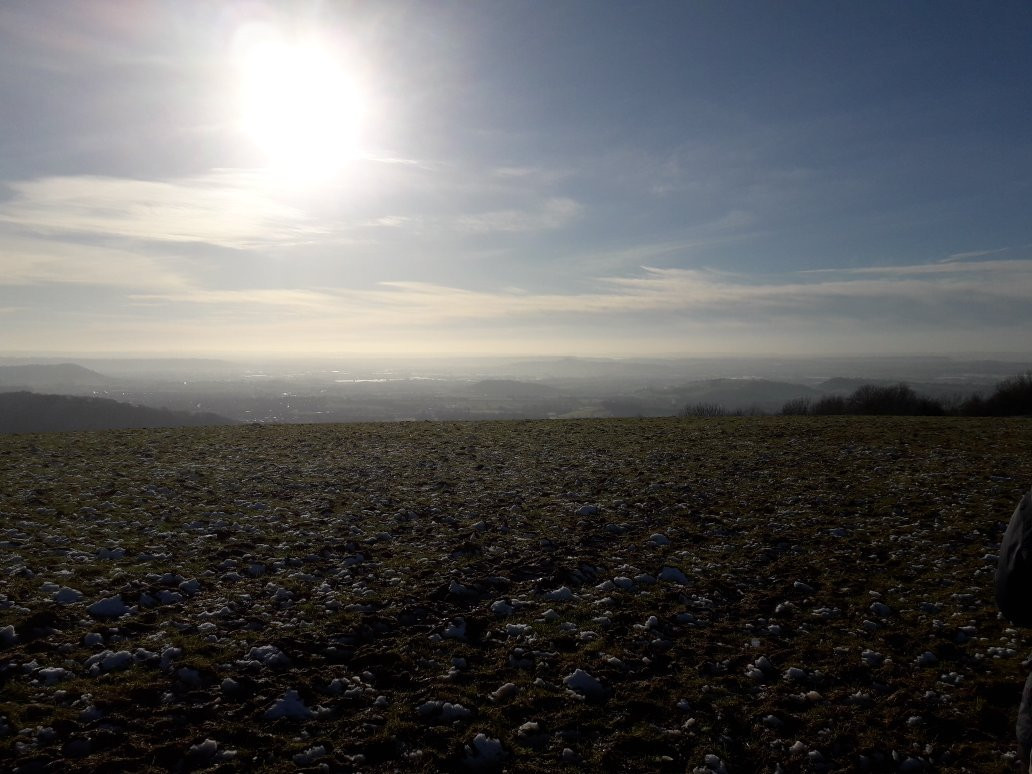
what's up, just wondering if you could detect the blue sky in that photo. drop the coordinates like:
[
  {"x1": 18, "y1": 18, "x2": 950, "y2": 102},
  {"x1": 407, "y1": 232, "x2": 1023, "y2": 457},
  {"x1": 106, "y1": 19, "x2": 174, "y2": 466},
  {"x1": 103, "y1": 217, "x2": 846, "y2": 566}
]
[{"x1": 1, "y1": 1, "x2": 1030, "y2": 357}]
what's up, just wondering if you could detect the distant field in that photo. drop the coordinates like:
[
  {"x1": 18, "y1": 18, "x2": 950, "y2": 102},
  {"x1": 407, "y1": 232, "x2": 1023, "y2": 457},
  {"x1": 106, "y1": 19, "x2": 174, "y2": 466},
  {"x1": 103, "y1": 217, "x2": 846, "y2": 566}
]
[{"x1": 2, "y1": 417, "x2": 1031, "y2": 772}]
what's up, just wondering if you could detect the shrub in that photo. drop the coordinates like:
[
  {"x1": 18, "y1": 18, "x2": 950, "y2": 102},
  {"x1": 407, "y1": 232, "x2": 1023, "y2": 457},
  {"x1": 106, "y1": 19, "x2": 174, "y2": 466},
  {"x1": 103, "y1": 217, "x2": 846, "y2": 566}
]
[
  {"x1": 680, "y1": 402, "x2": 728, "y2": 417},
  {"x1": 846, "y1": 384, "x2": 944, "y2": 416},
  {"x1": 787, "y1": 384, "x2": 944, "y2": 416},
  {"x1": 811, "y1": 395, "x2": 848, "y2": 415},
  {"x1": 982, "y1": 372, "x2": 1032, "y2": 416},
  {"x1": 781, "y1": 397, "x2": 812, "y2": 416}
]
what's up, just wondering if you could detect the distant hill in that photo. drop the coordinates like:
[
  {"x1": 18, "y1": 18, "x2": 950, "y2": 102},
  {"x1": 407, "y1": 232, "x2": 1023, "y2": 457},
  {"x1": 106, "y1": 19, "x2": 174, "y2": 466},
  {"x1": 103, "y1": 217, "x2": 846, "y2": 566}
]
[
  {"x1": 650, "y1": 378, "x2": 824, "y2": 413},
  {"x1": 0, "y1": 363, "x2": 111, "y2": 390},
  {"x1": 467, "y1": 379, "x2": 565, "y2": 399},
  {"x1": 0, "y1": 391, "x2": 235, "y2": 434}
]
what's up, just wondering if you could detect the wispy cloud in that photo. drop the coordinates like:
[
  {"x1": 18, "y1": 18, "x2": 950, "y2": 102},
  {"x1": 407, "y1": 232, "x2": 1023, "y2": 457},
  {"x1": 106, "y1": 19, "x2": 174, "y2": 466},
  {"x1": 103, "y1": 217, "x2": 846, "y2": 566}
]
[
  {"x1": 123, "y1": 257, "x2": 1032, "y2": 329},
  {"x1": 0, "y1": 171, "x2": 324, "y2": 249},
  {"x1": 0, "y1": 232, "x2": 190, "y2": 289},
  {"x1": 13, "y1": 255, "x2": 1032, "y2": 357},
  {"x1": 0, "y1": 165, "x2": 586, "y2": 259},
  {"x1": 943, "y1": 247, "x2": 1011, "y2": 262},
  {"x1": 130, "y1": 288, "x2": 337, "y2": 309},
  {"x1": 798, "y1": 257, "x2": 1032, "y2": 278},
  {"x1": 453, "y1": 197, "x2": 582, "y2": 234}
]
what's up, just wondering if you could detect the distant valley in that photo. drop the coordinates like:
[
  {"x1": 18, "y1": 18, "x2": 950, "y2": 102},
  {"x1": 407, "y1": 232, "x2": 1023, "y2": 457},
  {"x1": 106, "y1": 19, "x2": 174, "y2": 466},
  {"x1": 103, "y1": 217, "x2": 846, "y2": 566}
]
[{"x1": 0, "y1": 355, "x2": 1026, "y2": 431}]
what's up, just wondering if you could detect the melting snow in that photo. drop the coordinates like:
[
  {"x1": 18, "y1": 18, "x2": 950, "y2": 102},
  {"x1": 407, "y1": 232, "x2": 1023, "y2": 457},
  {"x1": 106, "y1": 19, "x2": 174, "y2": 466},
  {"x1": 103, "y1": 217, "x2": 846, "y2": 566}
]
[
  {"x1": 263, "y1": 690, "x2": 312, "y2": 719},
  {"x1": 563, "y1": 668, "x2": 606, "y2": 699},
  {"x1": 87, "y1": 595, "x2": 129, "y2": 618},
  {"x1": 465, "y1": 733, "x2": 505, "y2": 769}
]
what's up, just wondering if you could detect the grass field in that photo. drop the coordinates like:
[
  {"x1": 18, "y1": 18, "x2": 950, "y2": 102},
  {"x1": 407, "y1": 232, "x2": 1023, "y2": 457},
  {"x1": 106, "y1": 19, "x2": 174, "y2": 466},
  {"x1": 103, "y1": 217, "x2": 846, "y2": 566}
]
[{"x1": 2, "y1": 416, "x2": 1031, "y2": 772}]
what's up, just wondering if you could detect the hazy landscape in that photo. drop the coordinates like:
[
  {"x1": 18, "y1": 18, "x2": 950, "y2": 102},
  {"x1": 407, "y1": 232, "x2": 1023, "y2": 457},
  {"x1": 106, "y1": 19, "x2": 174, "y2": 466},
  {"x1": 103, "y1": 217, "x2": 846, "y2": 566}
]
[
  {"x1": 0, "y1": 355, "x2": 1027, "y2": 432},
  {"x1": 4, "y1": 1, "x2": 1032, "y2": 772}
]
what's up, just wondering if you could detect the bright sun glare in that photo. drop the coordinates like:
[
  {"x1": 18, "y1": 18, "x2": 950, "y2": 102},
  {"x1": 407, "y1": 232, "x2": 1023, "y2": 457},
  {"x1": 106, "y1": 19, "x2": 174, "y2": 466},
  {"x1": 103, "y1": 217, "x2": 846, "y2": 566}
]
[{"x1": 233, "y1": 23, "x2": 364, "y2": 179}]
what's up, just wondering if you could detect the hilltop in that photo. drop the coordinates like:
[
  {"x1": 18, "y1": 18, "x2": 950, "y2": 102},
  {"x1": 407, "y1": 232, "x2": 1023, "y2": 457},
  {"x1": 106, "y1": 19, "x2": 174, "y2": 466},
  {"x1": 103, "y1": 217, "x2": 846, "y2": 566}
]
[
  {"x1": 0, "y1": 392, "x2": 235, "y2": 434},
  {"x1": 1, "y1": 416, "x2": 1030, "y2": 771},
  {"x1": 0, "y1": 363, "x2": 111, "y2": 390}
]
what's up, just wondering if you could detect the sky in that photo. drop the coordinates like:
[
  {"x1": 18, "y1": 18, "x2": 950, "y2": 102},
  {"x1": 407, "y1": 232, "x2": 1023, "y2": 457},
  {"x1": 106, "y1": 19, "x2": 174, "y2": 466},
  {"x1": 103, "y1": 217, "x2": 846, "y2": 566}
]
[{"x1": 1, "y1": 1, "x2": 1031, "y2": 359}]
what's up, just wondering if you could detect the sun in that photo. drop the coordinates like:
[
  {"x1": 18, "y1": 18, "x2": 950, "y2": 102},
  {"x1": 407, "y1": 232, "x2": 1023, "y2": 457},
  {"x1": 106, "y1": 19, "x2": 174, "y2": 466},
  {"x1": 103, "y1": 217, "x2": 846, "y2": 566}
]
[{"x1": 232, "y1": 23, "x2": 364, "y2": 179}]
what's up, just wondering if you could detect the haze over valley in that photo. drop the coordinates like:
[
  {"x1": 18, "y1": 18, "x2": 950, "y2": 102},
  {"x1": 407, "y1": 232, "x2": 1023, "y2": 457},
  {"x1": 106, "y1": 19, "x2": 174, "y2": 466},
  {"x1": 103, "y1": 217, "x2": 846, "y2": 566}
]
[{"x1": 1, "y1": 354, "x2": 1028, "y2": 430}]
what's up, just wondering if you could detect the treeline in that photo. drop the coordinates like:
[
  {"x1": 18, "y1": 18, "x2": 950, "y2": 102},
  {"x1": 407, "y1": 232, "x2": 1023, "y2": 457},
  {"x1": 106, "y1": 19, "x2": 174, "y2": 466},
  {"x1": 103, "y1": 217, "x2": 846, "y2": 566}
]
[
  {"x1": 679, "y1": 372, "x2": 1032, "y2": 418},
  {"x1": 781, "y1": 384, "x2": 943, "y2": 416},
  {"x1": 783, "y1": 374, "x2": 1032, "y2": 417},
  {"x1": 680, "y1": 402, "x2": 761, "y2": 417}
]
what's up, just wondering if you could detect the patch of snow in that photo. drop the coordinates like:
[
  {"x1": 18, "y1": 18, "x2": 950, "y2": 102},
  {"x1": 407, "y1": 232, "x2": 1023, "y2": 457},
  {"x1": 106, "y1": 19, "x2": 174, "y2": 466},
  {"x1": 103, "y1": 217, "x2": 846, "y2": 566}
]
[
  {"x1": 870, "y1": 601, "x2": 892, "y2": 617},
  {"x1": 698, "y1": 753, "x2": 728, "y2": 773},
  {"x1": 658, "y1": 566, "x2": 689, "y2": 585},
  {"x1": 543, "y1": 586, "x2": 573, "y2": 602},
  {"x1": 179, "y1": 579, "x2": 201, "y2": 596},
  {"x1": 490, "y1": 682, "x2": 519, "y2": 702},
  {"x1": 563, "y1": 668, "x2": 606, "y2": 699},
  {"x1": 85, "y1": 650, "x2": 133, "y2": 673},
  {"x1": 490, "y1": 600, "x2": 514, "y2": 616},
  {"x1": 465, "y1": 733, "x2": 505, "y2": 769},
  {"x1": 449, "y1": 580, "x2": 474, "y2": 596},
  {"x1": 916, "y1": 651, "x2": 938, "y2": 666},
  {"x1": 293, "y1": 745, "x2": 327, "y2": 766},
  {"x1": 53, "y1": 587, "x2": 83, "y2": 604},
  {"x1": 160, "y1": 646, "x2": 182, "y2": 670},
  {"x1": 246, "y1": 645, "x2": 290, "y2": 668},
  {"x1": 443, "y1": 619, "x2": 467, "y2": 639},
  {"x1": 87, "y1": 595, "x2": 129, "y2": 618},
  {"x1": 188, "y1": 738, "x2": 218, "y2": 760},
  {"x1": 418, "y1": 700, "x2": 472, "y2": 722},
  {"x1": 36, "y1": 667, "x2": 73, "y2": 684},
  {"x1": 862, "y1": 650, "x2": 884, "y2": 667},
  {"x1": 264, "y1": 690, "x2": 312, "y2": 720}
]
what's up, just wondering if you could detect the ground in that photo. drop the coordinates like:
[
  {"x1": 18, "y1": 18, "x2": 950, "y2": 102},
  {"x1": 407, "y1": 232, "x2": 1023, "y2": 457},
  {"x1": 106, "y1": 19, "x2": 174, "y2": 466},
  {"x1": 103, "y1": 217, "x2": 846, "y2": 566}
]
[{"x1": 1, "y1": 416, "x2": 1031, "y2": 772}]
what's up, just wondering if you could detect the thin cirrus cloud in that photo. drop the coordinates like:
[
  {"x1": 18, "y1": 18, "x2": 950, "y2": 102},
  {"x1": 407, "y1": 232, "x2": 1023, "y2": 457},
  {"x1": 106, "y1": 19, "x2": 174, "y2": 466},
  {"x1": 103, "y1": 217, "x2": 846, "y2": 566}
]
[
  {"x1": 0, "y1": 172, "x2": 324, "y2": 249},
  {"x1": 127, "y1": 258, "x2": 1032, "y2": 331},
  {"x1": 0, "y1": 233, "x2": 190, "y2": 290},
  {"x1": 0, "y1": 169, "x2": 583, "y2": 250},
  {"x1": 453, "y1": 197, "x2": 582, "y2": 234}
]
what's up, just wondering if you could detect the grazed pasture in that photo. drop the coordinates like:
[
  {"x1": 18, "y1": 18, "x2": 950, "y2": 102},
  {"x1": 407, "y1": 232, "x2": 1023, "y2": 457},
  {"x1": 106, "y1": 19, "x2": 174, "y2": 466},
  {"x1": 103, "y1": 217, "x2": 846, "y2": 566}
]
[{"x1": 2, "y1": 417, "x2": 1031, "y2": 772}]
